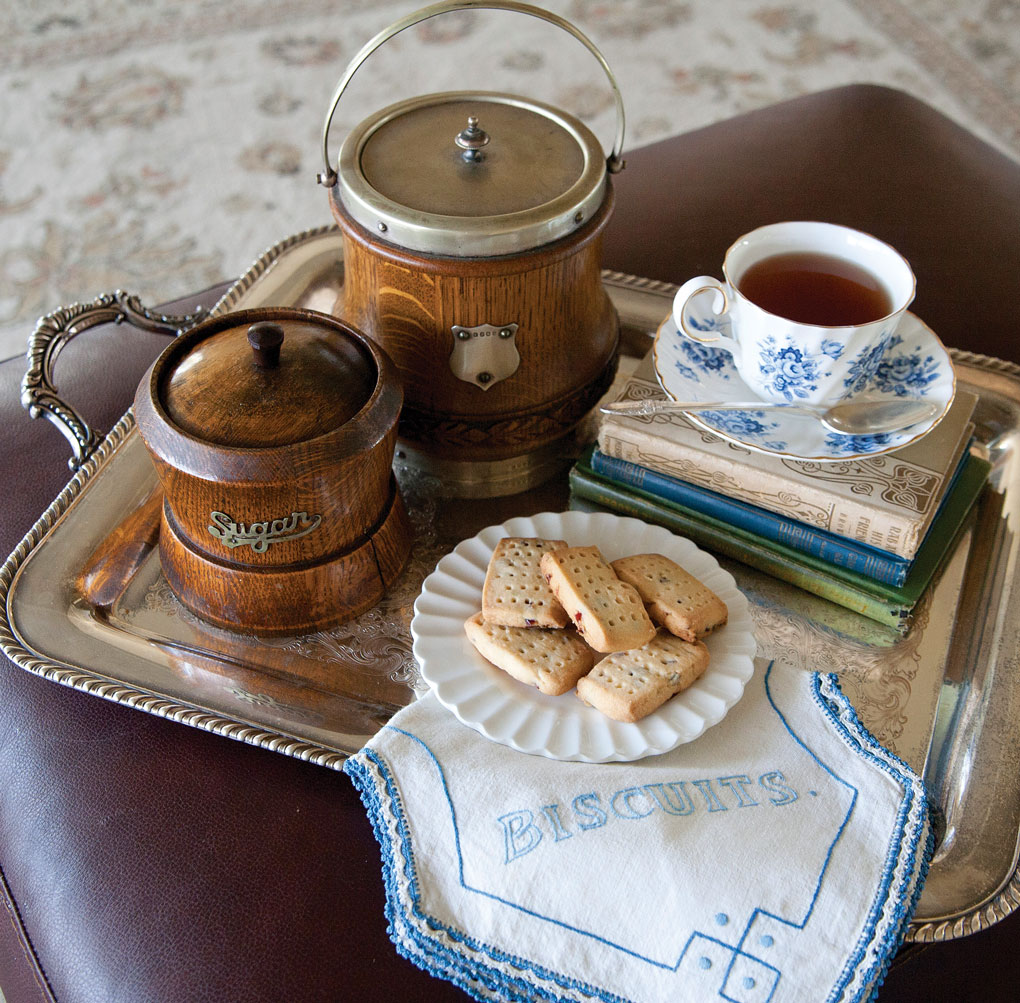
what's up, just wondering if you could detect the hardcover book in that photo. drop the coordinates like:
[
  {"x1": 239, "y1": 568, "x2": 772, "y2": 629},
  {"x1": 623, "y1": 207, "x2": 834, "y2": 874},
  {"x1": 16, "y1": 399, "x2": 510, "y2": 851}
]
[
  {"x1": 597, "y1": 351, "x2": 978, "y2": 559},
  {"x1": 586, "y1": 447, "x2": 973, "y2": 587},
  {"x1": 569, "y1": 446, "x2": 991, "y2": 632}
]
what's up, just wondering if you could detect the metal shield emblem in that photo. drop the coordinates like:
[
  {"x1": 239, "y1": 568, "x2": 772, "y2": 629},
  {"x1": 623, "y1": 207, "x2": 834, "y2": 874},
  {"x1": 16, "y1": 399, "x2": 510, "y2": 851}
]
[{"x1": 449, "y1": 323, "x2": 520, "y2": 390}]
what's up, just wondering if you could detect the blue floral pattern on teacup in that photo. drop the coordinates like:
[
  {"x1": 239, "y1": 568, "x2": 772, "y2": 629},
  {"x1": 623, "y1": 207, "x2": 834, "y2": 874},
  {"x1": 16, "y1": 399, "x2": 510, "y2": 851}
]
[
  {"x1": 655, "y1": 311, "x2": 952, "y2": 460},
  {"x1": 820, "y1": 338, "x2": 845, "y2": 361},
  {"x1": 756, "y1": 336, "x2": 843, "y2": 402},
  {"x1": 871, "y1": 336, "x2": 941, "y2": 396}
]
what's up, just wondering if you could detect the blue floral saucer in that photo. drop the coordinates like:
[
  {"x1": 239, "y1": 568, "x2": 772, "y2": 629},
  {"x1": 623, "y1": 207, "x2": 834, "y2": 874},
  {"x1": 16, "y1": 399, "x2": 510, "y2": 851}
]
[{"x1": 652, "y1": 310, "x2": 955, "y2": 461}]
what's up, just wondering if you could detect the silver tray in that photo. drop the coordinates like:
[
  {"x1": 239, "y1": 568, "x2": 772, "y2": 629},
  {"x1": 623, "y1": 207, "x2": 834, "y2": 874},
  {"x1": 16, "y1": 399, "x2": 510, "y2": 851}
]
[{"x1": 4, "y1": 226, "x2": 1020, "y2": 944}]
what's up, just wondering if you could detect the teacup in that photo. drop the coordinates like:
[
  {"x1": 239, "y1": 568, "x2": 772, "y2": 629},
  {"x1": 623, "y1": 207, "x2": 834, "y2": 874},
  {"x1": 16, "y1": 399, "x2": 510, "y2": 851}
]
[{"x1": 671, "y1": 221, "x2": 916, "y2": 406}]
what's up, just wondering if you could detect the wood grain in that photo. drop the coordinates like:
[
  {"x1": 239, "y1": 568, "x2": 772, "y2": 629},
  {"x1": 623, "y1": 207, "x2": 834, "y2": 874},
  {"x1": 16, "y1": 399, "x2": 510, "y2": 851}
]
[
  {"x1": 159, "y1": 318, "x2": 376, "y2": 447},
  {"x1": 332, "y1": 184, "x2": 619, "y2": 460},
  {"x1": 133, "y1": 307, "x2": 410, "y2": 635},
  {"x1": 75, "y1": 486, "x2": 163, "y2": 609},
  {"x1": 158, "y1": 482, "x2": 410, "y2": 636}
]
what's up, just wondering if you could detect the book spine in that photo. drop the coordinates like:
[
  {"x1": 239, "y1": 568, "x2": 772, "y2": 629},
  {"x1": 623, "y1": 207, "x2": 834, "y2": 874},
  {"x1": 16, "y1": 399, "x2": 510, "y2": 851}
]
[
  {"x1": 568, "y1": 468, "x2": 911, "y2": 630},
  {"x1": 588, "y1": 448, "x2": 911, "y2": 585},
  {"x1": 597, "y1": 423, "x2": 924, "y2": 558}
]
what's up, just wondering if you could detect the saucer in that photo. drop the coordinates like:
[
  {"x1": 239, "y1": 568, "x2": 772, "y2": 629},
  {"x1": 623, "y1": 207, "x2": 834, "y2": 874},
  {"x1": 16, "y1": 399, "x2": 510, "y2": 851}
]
[{"x1": 652, "y1": 309, "x2": 955, "y2": 461}]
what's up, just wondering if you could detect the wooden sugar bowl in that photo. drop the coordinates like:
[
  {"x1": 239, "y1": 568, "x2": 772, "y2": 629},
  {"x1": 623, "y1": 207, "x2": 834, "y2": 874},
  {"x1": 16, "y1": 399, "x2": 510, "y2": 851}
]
[
  {"x1": 317, "y1": 1, "x2": 626, "y2": 497},
  {"x1": 133, "y1": 307, "x2": 411, "y2": 636}
]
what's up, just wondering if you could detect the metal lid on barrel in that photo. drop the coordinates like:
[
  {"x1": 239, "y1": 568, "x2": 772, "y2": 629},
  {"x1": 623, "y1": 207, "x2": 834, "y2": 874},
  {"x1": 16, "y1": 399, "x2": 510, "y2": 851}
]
[{"x1": 317, "y1": 1, "x2": 625, "y2": 258}]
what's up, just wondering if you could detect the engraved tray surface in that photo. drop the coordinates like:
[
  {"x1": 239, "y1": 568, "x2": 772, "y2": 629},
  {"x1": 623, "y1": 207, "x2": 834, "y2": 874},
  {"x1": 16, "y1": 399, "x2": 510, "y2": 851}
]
[{"x1": 4, "y1": 226, "x2": 1020, "y2": 944}]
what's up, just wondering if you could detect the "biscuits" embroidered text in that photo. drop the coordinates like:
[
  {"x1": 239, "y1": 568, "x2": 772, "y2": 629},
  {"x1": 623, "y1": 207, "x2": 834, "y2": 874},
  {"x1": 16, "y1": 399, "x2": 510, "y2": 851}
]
[{"x1": 498, "y1": 771, "x2": 801, "y2": 863}]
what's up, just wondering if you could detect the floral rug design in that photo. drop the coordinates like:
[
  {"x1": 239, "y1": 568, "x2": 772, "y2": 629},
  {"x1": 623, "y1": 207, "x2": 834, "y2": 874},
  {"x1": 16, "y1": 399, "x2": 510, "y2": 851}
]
[{"x1": 1, "y1": 0, "x2": 1016, "y2": 360}]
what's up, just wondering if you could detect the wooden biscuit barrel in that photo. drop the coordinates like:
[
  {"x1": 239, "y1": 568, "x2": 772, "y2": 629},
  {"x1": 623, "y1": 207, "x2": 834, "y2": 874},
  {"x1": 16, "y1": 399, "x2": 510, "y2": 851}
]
[{"x1": 317, "y1": 2, "x2": 626, "y2": 496}]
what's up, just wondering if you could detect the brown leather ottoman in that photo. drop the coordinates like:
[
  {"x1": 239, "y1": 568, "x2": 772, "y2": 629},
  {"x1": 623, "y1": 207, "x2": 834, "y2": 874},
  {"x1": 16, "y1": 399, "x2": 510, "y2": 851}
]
[{"x1": 3, "y1": 85, "x2": 1019, "y2": 1003}]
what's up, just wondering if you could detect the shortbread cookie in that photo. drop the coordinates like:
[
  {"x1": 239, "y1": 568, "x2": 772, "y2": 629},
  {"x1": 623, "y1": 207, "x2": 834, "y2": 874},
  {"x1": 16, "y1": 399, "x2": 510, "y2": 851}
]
[
  {"x1": 539, "y1": 545, "x2": 656, "y2": 653},
  {"x1": 464, "y1": 613, "x2": 595, "y2": 696},
  {"x1": 481, "y1": 537, "x2": 570, "y2": 628},
  {"x1": 576, "y1": 631, "x2": 710, "y2": 722},
  {"x1": 611, "y1": 553, "x2": 728, "y2": 642}
]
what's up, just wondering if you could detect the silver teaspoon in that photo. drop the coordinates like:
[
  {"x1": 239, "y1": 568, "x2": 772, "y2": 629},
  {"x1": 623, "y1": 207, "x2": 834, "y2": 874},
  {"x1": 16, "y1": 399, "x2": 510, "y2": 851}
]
[{"x1": 600, "y1": 397, "x2": 940, "y2": 436}]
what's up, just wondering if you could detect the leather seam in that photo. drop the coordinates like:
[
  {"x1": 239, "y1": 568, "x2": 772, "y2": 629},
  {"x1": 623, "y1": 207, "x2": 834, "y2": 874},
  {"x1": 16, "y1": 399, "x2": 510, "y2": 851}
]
[{"x1": 0, "y1": 860, "x2": 58, "y2": 1003}]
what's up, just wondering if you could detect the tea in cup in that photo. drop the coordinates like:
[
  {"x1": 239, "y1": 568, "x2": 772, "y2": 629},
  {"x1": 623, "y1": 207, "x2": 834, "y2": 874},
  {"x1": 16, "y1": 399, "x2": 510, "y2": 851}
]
[{"x1": 671, "y1": 222, "x2": 916, "y2": 405}]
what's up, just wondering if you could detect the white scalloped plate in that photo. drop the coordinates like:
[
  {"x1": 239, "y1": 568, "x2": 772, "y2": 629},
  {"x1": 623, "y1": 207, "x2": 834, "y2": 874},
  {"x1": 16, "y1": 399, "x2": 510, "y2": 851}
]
[{"x1": 411, "y1": 511, "x2": 757, "y2": 763}]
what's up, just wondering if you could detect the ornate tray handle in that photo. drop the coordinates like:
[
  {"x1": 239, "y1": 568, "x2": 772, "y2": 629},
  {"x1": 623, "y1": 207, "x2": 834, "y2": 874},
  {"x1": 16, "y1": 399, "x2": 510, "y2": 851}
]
[{"x1": 21, "y1": 290, "x2": 205, "y2": 471}]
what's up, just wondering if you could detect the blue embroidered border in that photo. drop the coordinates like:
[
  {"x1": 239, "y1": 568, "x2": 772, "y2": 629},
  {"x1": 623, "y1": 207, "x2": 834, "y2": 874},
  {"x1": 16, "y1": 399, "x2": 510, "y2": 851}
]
[{"x1": 343, "y1": 663, "x2": 932, "y2": 1003}]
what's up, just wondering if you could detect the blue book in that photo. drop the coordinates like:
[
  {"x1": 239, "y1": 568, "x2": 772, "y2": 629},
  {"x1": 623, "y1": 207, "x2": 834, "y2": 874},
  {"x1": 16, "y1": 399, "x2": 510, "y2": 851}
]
[
  {"x1": 569, "y1": 448, "x2": 990, "y2": 633},
  {"x1": 588, "y1": 447, "x2": 967, "y2": 586}
]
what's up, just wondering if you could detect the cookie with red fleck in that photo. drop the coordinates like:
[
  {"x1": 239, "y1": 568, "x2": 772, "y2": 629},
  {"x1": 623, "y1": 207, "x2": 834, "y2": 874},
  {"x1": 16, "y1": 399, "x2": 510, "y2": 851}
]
[
  {"x1": 611, "y1": 553, "x2": 728, "y2": 642},
  {"x1": 539, "y1": 545, "x2": 656, "y2": 653}
]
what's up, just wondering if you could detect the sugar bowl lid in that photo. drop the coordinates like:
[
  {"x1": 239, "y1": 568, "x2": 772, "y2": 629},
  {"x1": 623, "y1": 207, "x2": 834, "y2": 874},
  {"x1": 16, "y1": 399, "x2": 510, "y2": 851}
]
[
  {"x1": 150, "y1": 309, "x2": 380, "y2": 449},
  {"x1": 317, "y1": 1, "x2": 626, "y2": 257}
]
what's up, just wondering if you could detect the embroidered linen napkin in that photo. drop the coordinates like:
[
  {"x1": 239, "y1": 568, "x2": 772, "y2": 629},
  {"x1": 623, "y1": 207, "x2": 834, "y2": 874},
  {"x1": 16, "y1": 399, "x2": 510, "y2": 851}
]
[{"x1": 344, "y1": 660, "x2": 931, "y2": 1003}]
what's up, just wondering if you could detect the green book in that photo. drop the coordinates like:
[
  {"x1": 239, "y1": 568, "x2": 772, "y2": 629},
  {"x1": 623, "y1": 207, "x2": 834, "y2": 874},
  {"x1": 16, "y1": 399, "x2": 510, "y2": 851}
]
[{"x1": 569, "y1": 446, "x2": 991, "y2": 632}]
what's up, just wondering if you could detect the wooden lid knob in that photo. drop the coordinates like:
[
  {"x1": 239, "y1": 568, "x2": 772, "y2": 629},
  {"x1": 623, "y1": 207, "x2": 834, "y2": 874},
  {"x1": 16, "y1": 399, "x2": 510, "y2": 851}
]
[
  {"x1": 160, "y1": 313, "x2": 378, "y2": 447},
  {"x1": 247, "y1": 322, "x2": 285, "y2": 368}
]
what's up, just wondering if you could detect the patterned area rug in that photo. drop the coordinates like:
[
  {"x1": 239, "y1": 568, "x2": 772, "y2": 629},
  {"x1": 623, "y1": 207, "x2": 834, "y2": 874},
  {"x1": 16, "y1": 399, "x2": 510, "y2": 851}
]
[{"x1": 1, "y1": 0, "x2": 1017, "y2": 361}]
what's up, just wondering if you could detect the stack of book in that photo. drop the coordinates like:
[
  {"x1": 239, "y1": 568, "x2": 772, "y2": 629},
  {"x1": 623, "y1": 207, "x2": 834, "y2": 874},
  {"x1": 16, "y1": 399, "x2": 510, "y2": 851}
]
[{"x1": 570, "y1": 352, "x2": 990, "y2": 633}]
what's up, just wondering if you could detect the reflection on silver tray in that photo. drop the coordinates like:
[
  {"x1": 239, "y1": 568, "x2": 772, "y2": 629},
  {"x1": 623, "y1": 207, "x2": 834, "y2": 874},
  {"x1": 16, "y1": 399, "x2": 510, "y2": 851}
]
[{"x1": 4, "y1": 226, "x2": 1020, "y2": 944}]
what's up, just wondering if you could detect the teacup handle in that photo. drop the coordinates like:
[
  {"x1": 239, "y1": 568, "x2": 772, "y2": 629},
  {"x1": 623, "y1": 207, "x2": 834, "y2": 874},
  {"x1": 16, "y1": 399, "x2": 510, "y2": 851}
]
[{"x1": 672, "y1": 276, "x2": 741, "y2": 362}]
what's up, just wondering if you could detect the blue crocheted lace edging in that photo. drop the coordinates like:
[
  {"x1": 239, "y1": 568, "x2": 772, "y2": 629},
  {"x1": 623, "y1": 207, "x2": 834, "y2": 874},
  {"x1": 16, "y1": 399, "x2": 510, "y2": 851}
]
[
  {"x1": 344, "y1": 750, "x2": 630, "y2": 1003},
  {"x1": 343, "y1": 663, "x2": 933, "y2": 1003},
  {"x1": 810, "y1": 672, "x2": 934, "y2": 1003}
]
